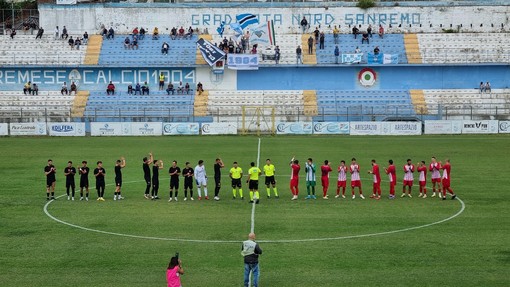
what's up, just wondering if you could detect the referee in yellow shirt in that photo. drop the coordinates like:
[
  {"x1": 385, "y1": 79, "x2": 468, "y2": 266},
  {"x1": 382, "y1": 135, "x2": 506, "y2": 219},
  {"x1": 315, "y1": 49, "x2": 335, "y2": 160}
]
[
  {"x1": 247, "y1": 162, "x2": 262, "y2": 204},
  {"x1": 263, "y1": 158, "x2": 279, "y2": 199},
  {"x1": 229, "y1": 162, "x2": 243, "y2": 200}
]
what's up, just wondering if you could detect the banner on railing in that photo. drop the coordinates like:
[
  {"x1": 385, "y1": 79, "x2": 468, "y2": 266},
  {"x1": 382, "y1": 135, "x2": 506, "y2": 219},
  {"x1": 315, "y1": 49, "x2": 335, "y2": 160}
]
[
  {"x1": 201, "y1": 123, "x2": 237, "y2": 135},
  {"x1": 313, "y1": 122, "x2": 350, "y2": 134},
  {"x1": 386, "y1": 122, "x2": 421, "y2": 135},
  {"x1": 0, "y1": 123, "x2": 8, "y2": 136},
  {"x1": 424, "y1": 120, "x2": 462, "y2": 134},
  {"x1": 163, "y1": 123, "x2": 200, "y2": 135},
  {"x1": 227, "y1": 54, "x2": 259, "y2": 70},
  {"x1": 349, "y1": 122, "x2": 383, "y2": 135},
  {"x1": 341, "y1": 54, "x2": 362, "y2": 64},
  {"x1": 276, "y1": 122, "x2": 313, "y2": 135},
  {"x1": 91, "y1": 122, "x2": 128, "y2": 136},
  {"x1": 498, "y1": 121, "x2": 510, "y2": 134},
  {"x1": 56, "y1": 0, "x2": 77, "y2": 5},
  {"x1": 128, "y1": 122, "x2": 163, "y2": 136},
  {"x1": 461, "y1": 120, "x2": 498, "y2": 134},
  {"x1": 48, "y1": 122, "x2": 85, "y2": 136},
  {"x1": 367, "y1": 53, "x2": 398, "y2": 64},
  {"x1": 10, "y1": 122, "x2": 47, "y2": 136}
]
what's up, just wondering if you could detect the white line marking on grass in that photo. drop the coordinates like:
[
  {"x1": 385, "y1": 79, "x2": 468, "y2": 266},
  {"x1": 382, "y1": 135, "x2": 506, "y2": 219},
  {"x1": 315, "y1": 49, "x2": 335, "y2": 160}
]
[{"x1": 44, "y1": 181, "x2": 466, "y2": 244}]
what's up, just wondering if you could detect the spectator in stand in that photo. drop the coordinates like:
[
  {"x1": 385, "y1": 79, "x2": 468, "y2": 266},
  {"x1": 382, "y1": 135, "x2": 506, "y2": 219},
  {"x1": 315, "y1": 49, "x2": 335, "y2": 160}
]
[
  {"x1": 485, "y1": 81, "x2": 491, "y2": 93},
  {"x1": 142, "y1": 82, "x2": 150, "y2": 95},
  {"x1": 479, "y1": 81, "x2": 485, "y2": 93},
  {"x1": 333, "y1": 25, "x2": 340, "y2": 44},
  {"x1": 68, "y1": 36, "x2": 75, "y2": 49},
  {"x1": 161, "y1": 42, "x2": 169, "y2": 54},
  {"x1": 35, "y1": 27, "x2": 44, "y2": 39},
  {"x1": 178, "y1": 26, "x2": 185, "y2": 39},
  {"x1": 74, "y1": 37, "x2": 81, "y2": 50},
  {"x1": 307, "y1": 35, "x2": 314, "y2": 54},
  {"x1": 251, "y1": 44, "x2": 258, "y2": 54},
  {"x1": 134, "y1": 83, "x2": 142, "y2": 95},
  {"x1": 107, "y1": 27, "x2": 115, "y2": 40},
  {"x1": 106, "y1": 81, "x2": 115, "y2": 95},
  {"x1": 334, "y1": 45, "x2": 340, "y2": 64},
  {"x1": 127, "y1": 84, "x2": 133, "y2": 95},
  {"x1": 101, "y1": 27, "x2": 108, "y2": 39},
  {"x1": 132, "y1": 35, "x2": 139, "y2": 50},
  {"x1": 177, "y1": 81, "x2": 184, "y2": 94},
  {"x1": 152, "y1": 27, "x2": 159, "y2": 40},
  {"x1": 222, "y1": 37, "x2": 228, "y2": 48},
  {"x1": 10, "y1": 29, "x2": 16, "y2": 39},
  {"x1": 228, "y1": 39, "x2": 235, "y2": 53},
  {"x1": 124, "y1": 37, "x2": 131, "y2": 49},
  {"x1": 367, "y1": 24, "x2": 373, "y2": 38},
  {"x1": 313, "y1": 27, "x2": 320, "y2": 43},
  {"x1": 184, "y1": 83, "x2": 190, "y2": 95},
  {"x1": 362, "y1": 32, "x2": 369, "y2": 44},
  {"x1": 296, "y1": 45, "x2": 302, "y2": 64},
  {"x1": 61, "y1": 82, "x2": 69, "y2": 95},
  {"x1": 166, "y1": 83, "x2": 175, "y2": 95},
  {"x1": 319, "y1": 32, "x2": 325, "y2": 50},
  {"x1": 54, "y1": 26, "x2": 59, "y2": 40},
  {"x1": 132, "y1": 27, "x2": 139, "y2": 38},
  {"x1": 378, "y1": 25, "x2": 384, "y2": 38},
  {"x1": 170, "y1": 27, "x2": 177, "y2": 40},
  {"x1": 31, "y1": 83, "x2": 39, "y2": 96},
  {"x1": 275, "y1": 46, "x2": 280, "y2": 64},
  {"x1": 62, "y1": 26, "x2": 68, "y2": 40},
  {"x1": 159, "y1": 73, "x2": 165, "y2": 90},
  {"x1": 355, "y1": 46, "x2": 361, "y2": 54},
  {"x1": 300, "y1": 16, "x2": 308, "y2": 33},
  {"x1": 140, "y1": 27, "x2": 146, "y2": 40},
  {"x1": 22, "y1": 23, "x2": 29, "y2": 34},
  {"x1": 244, "y1": 31, "x2": 250, "y2": 48},
  {"x1": 196, "y1": 82, "x2": 203, "y2": 95},
  {"x1": 23, "y1": 81, "x2": 32, "y2": 95},
  {"x1": 241, "y1": 36, "x2": 247, "y2": 53},
  {"x1": 83, "y1": 31, "x2": 88, "y2": 45},
  {"x1": 352, "y1": 26, "x2": 359, "y2": 39},
  {"x1": 186, "y1": 26, "x2": 193, "y2": 39},
  {"x1": 374, "y1": 46, "x2": 380, "y2": 55},
  {"x1": 70, "y1": 81, "x2": 77, "y2": 95}
]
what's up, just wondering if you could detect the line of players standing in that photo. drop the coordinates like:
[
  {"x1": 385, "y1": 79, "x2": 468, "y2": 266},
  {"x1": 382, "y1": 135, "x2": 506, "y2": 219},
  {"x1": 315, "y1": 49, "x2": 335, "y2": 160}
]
[{"x1": 44, "y1": 154, "x2": 456, "y2": 202}]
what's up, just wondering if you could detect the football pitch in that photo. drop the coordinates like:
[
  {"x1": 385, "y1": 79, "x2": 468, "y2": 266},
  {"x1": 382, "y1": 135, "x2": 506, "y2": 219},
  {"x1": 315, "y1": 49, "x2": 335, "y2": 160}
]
[{"x1": 0, "y1": 135, "x2": 509, "y2": 287}]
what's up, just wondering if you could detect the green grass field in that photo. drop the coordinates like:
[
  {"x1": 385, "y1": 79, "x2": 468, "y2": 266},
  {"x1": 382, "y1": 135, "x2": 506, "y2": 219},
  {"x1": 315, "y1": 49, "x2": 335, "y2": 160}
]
[{"x1": 0, "y1": 135, "x2": 509, "y2": 287}]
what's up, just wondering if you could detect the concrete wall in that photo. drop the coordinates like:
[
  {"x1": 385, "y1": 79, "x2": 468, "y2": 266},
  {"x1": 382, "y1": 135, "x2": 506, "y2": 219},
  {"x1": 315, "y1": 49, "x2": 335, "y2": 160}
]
[
  {"x1": 39, "y1": 4, "x2": 510, "y2": 35},
  {"x1": 236, "y1": 65, "x2": 510, "y2": 90}
]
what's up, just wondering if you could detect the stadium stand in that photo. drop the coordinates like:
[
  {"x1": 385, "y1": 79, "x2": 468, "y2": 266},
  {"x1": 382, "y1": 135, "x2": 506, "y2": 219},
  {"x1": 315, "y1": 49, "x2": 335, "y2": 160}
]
[
  {"x1": 0, "y1": 91, "x2": 75, "y2": 122},
  {"x1": 82, "y1": 91, "x2": 196, "y2": 121},
  {"x1": 316, "y1": 34, "x2": 408, "y2": 64},
  {"x1": 314, "y1": 90, "x2": 416, "y2": 121},
  {"x1": 421, "y1": 89, "x2": 510, "y2": 118},
  {"x1": 417, "y1": 33, "x2": 510, "y2": 64},
  {"x1": 98, "y1": 35, "x2": 198, "y2": 66},
  {"x1": 0, "y1": 35, "x2": 86, "y2": 65}
]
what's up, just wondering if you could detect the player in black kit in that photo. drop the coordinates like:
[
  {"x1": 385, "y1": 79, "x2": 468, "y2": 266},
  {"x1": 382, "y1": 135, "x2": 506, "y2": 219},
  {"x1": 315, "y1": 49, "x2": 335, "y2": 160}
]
[
  {"x1": 94, "y1": 161, "x2": 106, "y2": 201},
  {"x1": 151, "y1": 159, "x2": 164, "y2": 200},
  {"x1": 44, "y1": 159, "x2": 57, "y2": 200},
  {"x1": 182, "y1": 162, "x2": 194, "y2": 201},
  {"x1": 64, "y1": 161, "x2": 77, "y2": 201},
  {"x1": 168, "y1": 161, "x2": 181, "y2": 202},
  {"x1": 114, "y1": 157, "x2": 126, "y2": 201},
  {"x1": 79, "y1": 161, "x2": 90, "y2": 201},
  {"x1": 143, "y1": 152, "x2": 154, "y2": 199},
  {"x1": 213, "y1": 158, "x2": 225, "y2": 201}
]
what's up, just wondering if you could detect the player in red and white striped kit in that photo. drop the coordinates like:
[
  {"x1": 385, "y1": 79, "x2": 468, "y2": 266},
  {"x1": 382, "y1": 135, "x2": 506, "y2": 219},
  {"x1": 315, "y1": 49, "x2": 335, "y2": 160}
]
[
  {"x1": 440, "y1": 159, "x2": 456, "y2": 200},
  {"x1": 335, "y1": 160, "x2": 347, "y2": 199},
  {"x1": 368, "y1": 159, "x2": 381, "y2": 200},
  {"x1": 429, "y1": 156, "x2": 442, "y2": 198},
  {"x1": 385, "y1": 159, "x2": 397, "y2": 199},
  {"x1": 350, "y1": 158, "x2": 365, "y2": 199},
  {"x1": 402, "y1": 159, "x2": 415, "y2": 198},
  {"x1": 417, "y1": 161, "x2": 427, "y2": 198}
]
